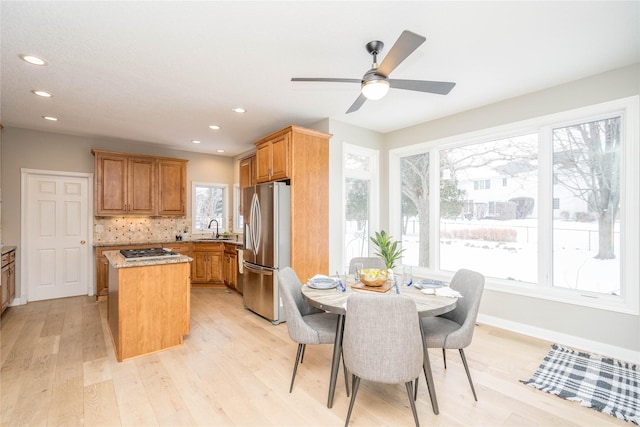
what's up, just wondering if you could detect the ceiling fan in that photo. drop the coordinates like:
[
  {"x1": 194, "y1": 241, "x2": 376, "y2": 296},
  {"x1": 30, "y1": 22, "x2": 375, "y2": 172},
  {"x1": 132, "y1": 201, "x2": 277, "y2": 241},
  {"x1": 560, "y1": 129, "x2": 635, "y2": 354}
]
[{"x1": 292, "y1": 30, "x2": 456, "y2": 114}]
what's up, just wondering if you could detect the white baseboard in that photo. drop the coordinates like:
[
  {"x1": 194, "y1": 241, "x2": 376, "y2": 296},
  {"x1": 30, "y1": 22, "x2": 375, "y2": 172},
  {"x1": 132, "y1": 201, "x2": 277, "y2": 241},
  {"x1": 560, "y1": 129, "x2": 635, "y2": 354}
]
[
  {"x1": 477, "y1": 314, "x2": 640, "y2": 364},
  {"x1": 9, "y1": 296, "x2": 26, "y2": 306}
]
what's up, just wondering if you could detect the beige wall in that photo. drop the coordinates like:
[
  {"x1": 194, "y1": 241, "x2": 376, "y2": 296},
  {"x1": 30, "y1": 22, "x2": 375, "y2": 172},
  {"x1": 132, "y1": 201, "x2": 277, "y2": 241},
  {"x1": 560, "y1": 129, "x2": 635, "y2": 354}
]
[{"x1": 1, "y1": 128, "x2": 235, "y2": 299}]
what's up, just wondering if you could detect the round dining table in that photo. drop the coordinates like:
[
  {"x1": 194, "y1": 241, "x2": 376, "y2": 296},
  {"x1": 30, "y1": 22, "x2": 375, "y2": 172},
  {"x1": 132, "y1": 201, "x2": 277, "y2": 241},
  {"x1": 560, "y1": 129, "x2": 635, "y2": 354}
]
[{"x1": 302, "y1": 280, "x2": 457, "y2": 414}]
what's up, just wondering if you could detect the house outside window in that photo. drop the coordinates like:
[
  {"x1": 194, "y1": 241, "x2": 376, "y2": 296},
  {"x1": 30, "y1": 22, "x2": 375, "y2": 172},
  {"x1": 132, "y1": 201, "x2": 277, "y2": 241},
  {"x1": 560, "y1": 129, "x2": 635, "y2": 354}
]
[{"x1": 389, "y1": 96, "x2": 639, "y2": 314}]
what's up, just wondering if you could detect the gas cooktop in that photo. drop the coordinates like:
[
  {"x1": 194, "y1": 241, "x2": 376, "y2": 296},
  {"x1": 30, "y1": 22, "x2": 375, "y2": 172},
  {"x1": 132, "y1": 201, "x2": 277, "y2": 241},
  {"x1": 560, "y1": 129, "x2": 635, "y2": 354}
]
[{"x1": 120, "y1": 248, "x2": 180, "y2": 261}]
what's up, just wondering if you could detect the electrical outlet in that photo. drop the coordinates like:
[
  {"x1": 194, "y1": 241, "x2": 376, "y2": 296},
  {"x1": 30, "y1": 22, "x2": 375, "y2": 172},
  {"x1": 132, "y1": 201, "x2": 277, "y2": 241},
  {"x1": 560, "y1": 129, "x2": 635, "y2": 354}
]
[
  {"x1": 95, "y1": 224, "x2": 104, "y2": 233},
  {"x1": 130, "y1": 225, "x2": 136, "y2": 232}
]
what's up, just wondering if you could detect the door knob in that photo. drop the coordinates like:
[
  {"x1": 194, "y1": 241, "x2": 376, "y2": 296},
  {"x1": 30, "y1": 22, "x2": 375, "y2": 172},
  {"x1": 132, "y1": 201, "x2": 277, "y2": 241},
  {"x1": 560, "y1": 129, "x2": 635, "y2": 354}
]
[{"x1": 80, "y1": 240, "x2": 86, "y2": 245}]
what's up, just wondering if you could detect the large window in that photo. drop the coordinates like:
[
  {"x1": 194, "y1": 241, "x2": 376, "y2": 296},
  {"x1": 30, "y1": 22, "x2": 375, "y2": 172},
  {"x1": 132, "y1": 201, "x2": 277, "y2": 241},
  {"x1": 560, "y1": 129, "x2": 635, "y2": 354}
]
[
  {"x1": 389, "y1": 97, "x2": 638, "y2": 313},
  {"x1": 343, "y1": 145, "x2": 379, "y2": 268},
  {"x1": 552, "y1": 117, "x2": 621, "y2": 295},
  {"x1": 191, "y1": 182, "x2": 228, "y2": 235},
  {"x1": 439, "y1": 134, "x2": 539, "y2": 283}
]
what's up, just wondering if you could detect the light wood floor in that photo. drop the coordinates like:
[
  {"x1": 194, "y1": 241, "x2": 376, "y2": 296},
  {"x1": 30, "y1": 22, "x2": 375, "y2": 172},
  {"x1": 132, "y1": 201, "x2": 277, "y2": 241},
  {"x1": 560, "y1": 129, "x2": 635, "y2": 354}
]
[{"x1": 0, "y1": 288, "x2": 630, "y2": 426}]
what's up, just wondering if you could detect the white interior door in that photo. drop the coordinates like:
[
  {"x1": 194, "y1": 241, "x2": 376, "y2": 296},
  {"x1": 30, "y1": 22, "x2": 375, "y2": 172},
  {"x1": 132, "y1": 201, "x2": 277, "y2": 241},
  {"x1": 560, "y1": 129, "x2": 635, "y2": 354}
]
[{"x1": 23, "y1": 170, "x2": 90, "y2": 301}]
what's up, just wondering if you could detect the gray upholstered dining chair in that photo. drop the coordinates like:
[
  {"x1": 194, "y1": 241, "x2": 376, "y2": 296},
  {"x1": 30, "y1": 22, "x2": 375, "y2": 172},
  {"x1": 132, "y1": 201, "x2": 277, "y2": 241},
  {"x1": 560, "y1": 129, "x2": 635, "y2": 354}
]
[
  {"x1": 278, "y1": 267, "x2": 348, "y2": 394},
  {"x1": 347, "y1": 256, "x2": 386, "y2": 275},
  {"x1": 420, "y1": 269, "x2": 485, "y2": 401},
  {"x1": 343, "y1": 293, "x2": 423, "y2": 427}
]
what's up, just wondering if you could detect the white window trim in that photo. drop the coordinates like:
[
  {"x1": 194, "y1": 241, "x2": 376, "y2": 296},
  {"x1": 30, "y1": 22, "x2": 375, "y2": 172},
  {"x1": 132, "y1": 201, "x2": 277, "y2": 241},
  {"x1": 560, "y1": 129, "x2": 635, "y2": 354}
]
[
  {"x1": 191, "y1": 181, "x2": 229, "y2": 236},
  {"x1": 233, "y1": 184, "x2": 243, "y2": 234},
  {"x1": 389, "y1": 96, "x2": 639, "y2": 315}
]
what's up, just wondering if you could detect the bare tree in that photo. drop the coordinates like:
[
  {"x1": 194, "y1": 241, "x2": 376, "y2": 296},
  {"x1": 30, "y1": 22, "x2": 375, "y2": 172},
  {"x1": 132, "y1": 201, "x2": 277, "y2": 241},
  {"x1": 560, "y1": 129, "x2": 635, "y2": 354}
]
[{"x1": 553, "y1": 117, "x2": 620, "y2": 259}]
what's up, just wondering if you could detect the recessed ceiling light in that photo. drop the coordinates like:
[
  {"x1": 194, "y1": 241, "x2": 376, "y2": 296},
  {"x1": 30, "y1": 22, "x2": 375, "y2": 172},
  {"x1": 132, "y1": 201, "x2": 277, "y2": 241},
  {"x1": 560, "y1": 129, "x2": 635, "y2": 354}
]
[
  {"x1": 191, "y1": 140, "x2": 201, "y2": 144},
  {"x1": 42, "y1": 116, "x2": 58, "y2": 121},
  {"x1": 209, "y1": 125, "x2": 220, "y2": 130},
  {"x1": 232, "y1": 107, "x2": 246, "y2": 113},
  {"x1": 32, "y1": 90, "x2": 53, "y2": 98},
  {"x1": 20, "y1": 54, "x2": 47, "y2": 66},
  {"x1": 216, "y1": 149, "x2": 225, "y2": 153}
]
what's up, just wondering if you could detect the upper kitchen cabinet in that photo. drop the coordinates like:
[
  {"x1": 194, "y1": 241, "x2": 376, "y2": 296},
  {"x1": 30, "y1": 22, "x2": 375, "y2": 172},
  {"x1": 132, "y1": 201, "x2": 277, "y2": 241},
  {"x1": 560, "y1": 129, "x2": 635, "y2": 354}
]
[
  {"x1": 255, "y1": 132, "x2": 289, "y2": 183},
  {"x1": 93, "y1": 149, "x2": 187, "y2": 217},
  {"x1": 238, "y1": 154, "x2": 256, "y2": 211},
  {"x1": 253, "y1": 125, "x2": 332, "y2": 281},
  {"x1": 157, "y1": 159, "x2": 187, "y2": 216}
]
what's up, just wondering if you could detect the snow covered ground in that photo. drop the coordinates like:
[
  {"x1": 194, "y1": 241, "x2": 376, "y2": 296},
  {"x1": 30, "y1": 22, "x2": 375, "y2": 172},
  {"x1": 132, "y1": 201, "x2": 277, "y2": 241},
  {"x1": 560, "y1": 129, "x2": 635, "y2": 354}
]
[{"x1": 401, "y1": 218, "x2": 620, "y2": 295}]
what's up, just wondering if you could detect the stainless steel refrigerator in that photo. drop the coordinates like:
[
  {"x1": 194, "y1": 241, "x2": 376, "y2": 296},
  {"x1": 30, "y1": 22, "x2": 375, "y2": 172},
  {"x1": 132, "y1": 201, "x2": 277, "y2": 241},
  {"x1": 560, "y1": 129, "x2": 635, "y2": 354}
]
[{"x1": 242, "y1": 182, "x2": 290, "y2": 323}]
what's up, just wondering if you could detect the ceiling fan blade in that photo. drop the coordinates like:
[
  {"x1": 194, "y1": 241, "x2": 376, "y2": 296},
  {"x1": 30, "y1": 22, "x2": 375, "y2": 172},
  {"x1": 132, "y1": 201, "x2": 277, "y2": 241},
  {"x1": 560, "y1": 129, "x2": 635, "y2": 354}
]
[
  {"x1": 346, "y1": 93, "x2": 367, "y2": 114},
  {"x1": 389, "y1": 79, "x2": 456, "y2": 95},
  {"x1": 291, "y1": 78, "x2": 361, "y2": 83},
  {"x1": 376, "y1": 30, "x2": 426, "y2": 77}
]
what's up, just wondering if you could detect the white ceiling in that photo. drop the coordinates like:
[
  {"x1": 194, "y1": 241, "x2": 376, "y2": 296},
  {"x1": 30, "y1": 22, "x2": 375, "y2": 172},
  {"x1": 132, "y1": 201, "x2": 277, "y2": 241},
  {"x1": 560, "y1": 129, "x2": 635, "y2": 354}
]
[{"x1": 2, "y1": 1, "x2": 638, "y2": 157}]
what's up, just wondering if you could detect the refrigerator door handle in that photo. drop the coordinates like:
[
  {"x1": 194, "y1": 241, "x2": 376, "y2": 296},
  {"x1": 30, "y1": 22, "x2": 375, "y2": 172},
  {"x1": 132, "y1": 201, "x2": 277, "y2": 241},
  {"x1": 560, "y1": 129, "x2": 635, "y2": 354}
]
[
  {"x1": 249, "y1": 193, "x2": 261, "y2": 257},
  {"x1": 243, "y1": 261, "x2": 274, "y2": 276}
]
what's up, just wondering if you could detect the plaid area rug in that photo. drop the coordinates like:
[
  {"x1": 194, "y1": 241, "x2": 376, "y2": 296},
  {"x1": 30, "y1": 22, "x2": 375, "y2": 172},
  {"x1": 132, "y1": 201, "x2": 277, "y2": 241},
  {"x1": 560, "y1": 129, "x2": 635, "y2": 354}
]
[{"x1": 522, "y1": 344, "x2": 639, "y2": 424}]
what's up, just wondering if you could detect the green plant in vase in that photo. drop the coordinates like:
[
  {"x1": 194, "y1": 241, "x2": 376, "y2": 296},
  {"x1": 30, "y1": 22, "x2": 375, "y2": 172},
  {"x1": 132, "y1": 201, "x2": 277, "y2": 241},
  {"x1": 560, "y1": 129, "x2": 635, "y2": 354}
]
[{"x1": 370, "y1": 230, "x2": 404, "y2": 270}]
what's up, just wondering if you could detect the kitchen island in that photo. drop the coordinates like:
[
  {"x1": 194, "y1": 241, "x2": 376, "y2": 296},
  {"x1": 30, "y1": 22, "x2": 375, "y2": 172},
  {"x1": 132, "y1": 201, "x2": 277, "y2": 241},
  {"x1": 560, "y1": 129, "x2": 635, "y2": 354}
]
[{"x1": 104, "y1": 250, "x2": 192, "y2": 362}]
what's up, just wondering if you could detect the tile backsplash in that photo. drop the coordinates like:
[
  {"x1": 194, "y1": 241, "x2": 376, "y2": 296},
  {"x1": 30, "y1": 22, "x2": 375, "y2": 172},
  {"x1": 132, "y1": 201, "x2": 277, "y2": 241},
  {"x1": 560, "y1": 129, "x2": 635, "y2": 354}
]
[{"x1": 93, "y1": 217, "x2": 192, "y2": 245}]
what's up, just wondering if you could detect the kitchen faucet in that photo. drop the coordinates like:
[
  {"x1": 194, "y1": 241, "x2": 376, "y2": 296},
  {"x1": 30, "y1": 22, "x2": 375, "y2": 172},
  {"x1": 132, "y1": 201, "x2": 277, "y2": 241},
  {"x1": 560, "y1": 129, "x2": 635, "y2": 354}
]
[{"x1": 207, "y1": 219, "x2": 220, "y2": 238}]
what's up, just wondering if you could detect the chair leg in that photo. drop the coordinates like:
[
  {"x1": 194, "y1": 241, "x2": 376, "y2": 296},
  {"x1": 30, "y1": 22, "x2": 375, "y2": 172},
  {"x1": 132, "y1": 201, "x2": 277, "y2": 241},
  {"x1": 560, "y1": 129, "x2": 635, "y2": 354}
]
[
  {"x1": 342, "y1": 351, "x2": 350, "y2": 397},
  {"x1": 405, "y1": 381, "x2": 421, "y2": 427},
  {"x1": 459, "y1": 349, "x2": 478, "y2": 401},
  {"x1": 345, "y1": 375, "x2": 360, "y2": 427},
  {"x1": 414, "y1": 377, "x2": 419, "y2": 401},
  {"x1": 442, "y1": 348, "x2": 447, "y2": 369},
  {"x1": 289, "y1": 344, "x2": 305, "y2": 393},
  {"x1": 300, "y1": 343, "x2": 307, "y2": 363}
]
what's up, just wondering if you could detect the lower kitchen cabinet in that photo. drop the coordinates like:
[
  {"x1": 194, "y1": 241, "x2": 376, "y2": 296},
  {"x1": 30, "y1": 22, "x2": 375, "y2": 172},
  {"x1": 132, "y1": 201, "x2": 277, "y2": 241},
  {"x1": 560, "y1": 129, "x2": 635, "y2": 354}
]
[
  {"x1": 223, "y1": 245, "x2": 238, "y2": 291},
  {"x1": 191, "y1": 243, "x2": 224, "y2": 286},
  {"x1": 1, "y1": 248, "x2": 16, "y2": 314}
]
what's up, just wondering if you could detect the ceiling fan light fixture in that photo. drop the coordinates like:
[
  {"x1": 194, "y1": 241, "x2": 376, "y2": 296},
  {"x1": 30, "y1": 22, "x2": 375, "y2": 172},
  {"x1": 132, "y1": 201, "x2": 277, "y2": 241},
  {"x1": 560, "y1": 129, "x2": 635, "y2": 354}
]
[{"x1": 361, "y1": 79, "x2": 389, "y2": 100}]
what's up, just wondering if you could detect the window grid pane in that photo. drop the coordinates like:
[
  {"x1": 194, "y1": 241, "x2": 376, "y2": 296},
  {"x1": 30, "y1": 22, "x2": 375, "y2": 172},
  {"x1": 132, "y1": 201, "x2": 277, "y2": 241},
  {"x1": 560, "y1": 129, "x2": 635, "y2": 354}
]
[
  {"x1": 194, "y1": 185, "x2": 224, "y2": 232},
  {"x1": 439, "y1": 134, "x2": 538, "y2": 283},
  {"x1": 552, "y1": 116, "x2": 621, "y2": 295},
  {"x1": 400, "y1": 153, "x2": 429, "y2": 268}
]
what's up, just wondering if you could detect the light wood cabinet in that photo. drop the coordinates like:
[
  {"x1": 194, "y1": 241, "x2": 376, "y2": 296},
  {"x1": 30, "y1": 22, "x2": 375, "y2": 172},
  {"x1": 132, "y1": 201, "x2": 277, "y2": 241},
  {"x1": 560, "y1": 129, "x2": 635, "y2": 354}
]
[
  {"x1": 93, "y1": 151, "x2": 156, "y2": 215},
  {"x1": 252, "y1": 125, "x2": 331, "y2": 282},
  {"x1": 157, "y1": 159, "x2": 187, "y2": 216},
  {"x1": 256, "y1": 133, "x2": 290, "y2": 183},
  {"x1": 107, "y1": 259, "x2": 190, "y2": 362},
  {"x1": 1, "y1": 249, "x2": 16, "y2": 314},
  {"x1": 191, "y1": 243, "x2": 224, "y2": 285},
  {"x1": 239, "y1": 155, "x2": 256, "y2": 212},
  {"x1": 223, "y1": 244, "x2": 238, "y2": 291},
  {"x1": 92, "y1": 149, "x2": 187, "y2": 217}
]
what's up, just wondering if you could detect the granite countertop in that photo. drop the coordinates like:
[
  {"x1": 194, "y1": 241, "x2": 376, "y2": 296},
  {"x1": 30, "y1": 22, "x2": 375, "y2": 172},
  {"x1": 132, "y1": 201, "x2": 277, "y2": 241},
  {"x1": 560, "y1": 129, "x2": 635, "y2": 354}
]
[
  {"x1": 103, "y1": 250, "x2": 192, "y2": 268},
  {"x1": 94, "y1": 239, "x2": 243, "y2": 248},
  {"x1": 1, "y1": 246, "x2": 17, "y2": 255}
]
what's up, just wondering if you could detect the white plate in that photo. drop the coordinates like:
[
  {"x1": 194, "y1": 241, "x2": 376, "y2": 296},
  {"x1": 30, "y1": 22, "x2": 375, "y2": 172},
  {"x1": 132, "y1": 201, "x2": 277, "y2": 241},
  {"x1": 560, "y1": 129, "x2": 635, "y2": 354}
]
[
  {"x1": 307, "y1": 280, "x2": 337, "y2": 290},
  {"x1": 416, "y1": 279, "x2": 447, "y2": 289}
]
